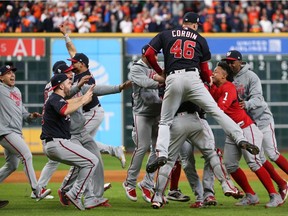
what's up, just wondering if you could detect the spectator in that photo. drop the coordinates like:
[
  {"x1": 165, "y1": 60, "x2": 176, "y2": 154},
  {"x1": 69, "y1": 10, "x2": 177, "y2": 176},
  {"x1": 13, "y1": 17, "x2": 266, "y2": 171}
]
[
  {"x1": 133, "y1": 12, "x2": 145, "y2": 32},
  {"x1": 259, "y1": 15, "x2": 273, "y2": 33},
  {"x1": 119, "y1": 15, "x2": 132, "y2": 33},
  {"x1": 76, "y1": 15, "x2": 91, "y2": 33}
]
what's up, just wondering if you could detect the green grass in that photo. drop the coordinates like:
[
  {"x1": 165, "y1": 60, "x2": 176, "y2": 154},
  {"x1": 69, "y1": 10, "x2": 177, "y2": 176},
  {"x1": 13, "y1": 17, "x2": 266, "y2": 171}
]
[{"x1": 0, "y1": 153, "x2": 288, "y2": 215}]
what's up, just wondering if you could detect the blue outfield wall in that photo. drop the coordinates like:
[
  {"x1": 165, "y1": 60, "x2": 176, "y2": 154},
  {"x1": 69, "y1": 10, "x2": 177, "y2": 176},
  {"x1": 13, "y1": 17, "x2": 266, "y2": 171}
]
[{"x1": 126, "y1": 37, "x2": 288, "y2": 55}]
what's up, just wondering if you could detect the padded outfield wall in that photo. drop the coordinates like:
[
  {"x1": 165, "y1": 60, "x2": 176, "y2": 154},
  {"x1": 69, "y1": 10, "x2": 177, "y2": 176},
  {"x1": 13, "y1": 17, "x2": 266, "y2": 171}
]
[{"x1": 0, "y1": 33, "x2": 287, "y2": 153}]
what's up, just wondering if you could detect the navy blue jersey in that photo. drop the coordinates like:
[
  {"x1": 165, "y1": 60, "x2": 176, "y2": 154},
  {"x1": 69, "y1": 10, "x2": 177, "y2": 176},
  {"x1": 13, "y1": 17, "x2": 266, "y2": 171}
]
[
  {"x1": 40, "y1": 93, "x2": 71, "y2": 140},
  {"x1": 74, "y1": 70, "x2": 100, "y2": 112},
  {"x1": 149, "y1": 26, "x2": 211, "y2": 75}
]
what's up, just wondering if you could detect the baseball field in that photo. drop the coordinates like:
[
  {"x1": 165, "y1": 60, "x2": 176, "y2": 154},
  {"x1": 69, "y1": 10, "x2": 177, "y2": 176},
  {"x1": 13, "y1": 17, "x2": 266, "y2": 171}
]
[{"x1": 0, "y1": 152, "x2": 287, "y2": 216}]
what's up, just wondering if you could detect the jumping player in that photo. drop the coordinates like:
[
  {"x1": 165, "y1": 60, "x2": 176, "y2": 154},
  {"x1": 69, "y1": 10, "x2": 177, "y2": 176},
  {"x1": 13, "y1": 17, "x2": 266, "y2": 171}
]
[
  {"x1": 210, "y1": 61, "x2": 283, "y2": 208},
  {"x1": 222, "y1": 50, "x2": 288, "y2": 201},
  {"x1": 151, "y1": 101, "x2": 244, "y2": 209},
  {"x1": 0, "y1": 64, "x2": 51, "y2": 201},
  {"x1": 144, "y1": 12, "x2": 259, "y2": 173}
]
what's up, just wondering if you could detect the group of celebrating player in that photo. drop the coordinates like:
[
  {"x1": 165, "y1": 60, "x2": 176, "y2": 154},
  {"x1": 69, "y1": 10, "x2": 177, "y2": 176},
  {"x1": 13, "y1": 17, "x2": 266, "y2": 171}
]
[
  {"x1": 124, "y1": 11, "x2": 288, "y2": 209},
  {"x1": 0, "y1": 11, "x2": 288, "y2": 211}
]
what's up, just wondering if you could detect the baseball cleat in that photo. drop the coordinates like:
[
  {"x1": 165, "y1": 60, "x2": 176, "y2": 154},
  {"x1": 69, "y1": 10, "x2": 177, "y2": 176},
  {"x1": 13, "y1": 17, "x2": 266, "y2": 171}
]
[
  {"x1": 31, "y1": 188, "x2": 54, "y2": 199},
  {"x1": 146, "y1": 156, "x2": 167, "y2": 173},
  {"x1": 190, "y1": 201, "x2": 204, "y2": 208},
  {"x1": 235, "y1": 193, "x2": 259, "y2": 206},
  {"x1": 137, "y1": 182, "x2": 152, "y2": 203},
  {"x1": 65, "y1": 192, "x2": 85, "y2": 210},
  {"x1": 0, "y1": 200, "x2": 9, "y2": 209},
  {"x1": 278, "y1": 181, "x2": 288, "y2": 201},
  {"x1": 166, "y1": 189, "x2": 190, "y2": 202},
  {"x1": 238, "y1": 141, "x2": 259, "y2": 155},
  {"x1": 35, "y1": 188, "x2": 52, "y2": 202},
  {"x1": 104, "y1": 183, "x2": 112, "y2": 191},
  {"x1": 204, "y1": 196, "x2": 217, "y2": 206},
  {"x1": 84, "y1": 197, "x2": 109, "y2": 209},
  {"x1": 265, "y1": 193, "x2": 284, "y2": 208},
  {"x1": 151, "y1": 201, "x2": 163, "y2": 209},
  {"x1": 58, "y1": 189, "x2": 70, "y2": 206},
  {"x1": 122, "y1": 182, "x2": 137, "y2": 202}
]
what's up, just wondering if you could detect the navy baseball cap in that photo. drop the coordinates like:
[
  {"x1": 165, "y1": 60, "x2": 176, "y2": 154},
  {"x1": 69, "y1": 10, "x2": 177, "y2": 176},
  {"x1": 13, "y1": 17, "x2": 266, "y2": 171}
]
[
  {"x1": 141, "y1": 44, "x2": 161, "y2": 55},
  {"x1": 222, "y1": 50, "x2": 242, "y2": 61},
  {"x1": 183, "y1": 12, "x2": 202, "y2": 24},
  {"x1": 50, "y1": 73, "x2": 68, "y2": 91},
  {"x1": 68, "y1": 53, "x2": 89, "y2": 67},
  {"x1": 54, "y1": 64, "x2": 74, "y2": 74},
  {"x1": 52, "y1": 60, "x2": 66, "y2": 73},
  {"x1": 0, "y1": 65, "x2": 17, "y2": 76}
]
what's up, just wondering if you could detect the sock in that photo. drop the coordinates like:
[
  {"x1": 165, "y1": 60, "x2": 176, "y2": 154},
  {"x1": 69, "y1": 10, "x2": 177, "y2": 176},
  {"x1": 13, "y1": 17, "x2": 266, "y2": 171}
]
[
  {"x1": 275, "y1": 154, "x2": 288, "y2": 175},
  {"x1": 263, "y1": 160, "x2": 286, "y2": 188},
  {"x1": 255, "y1": 166, "x2": 277, "y2": 194},
  {"x1": 170, "y1": 160, "x2": 181, "y2": 191},
  {"x1": 231, "y1": 168, "x2": 255, "y2": 194}
]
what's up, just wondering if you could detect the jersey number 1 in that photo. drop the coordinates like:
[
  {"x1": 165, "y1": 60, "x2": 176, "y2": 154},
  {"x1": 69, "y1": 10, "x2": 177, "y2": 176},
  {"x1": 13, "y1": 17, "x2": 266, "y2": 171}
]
[{"x1": 170, "y1": 39, "x2": 196, "y2": 59}]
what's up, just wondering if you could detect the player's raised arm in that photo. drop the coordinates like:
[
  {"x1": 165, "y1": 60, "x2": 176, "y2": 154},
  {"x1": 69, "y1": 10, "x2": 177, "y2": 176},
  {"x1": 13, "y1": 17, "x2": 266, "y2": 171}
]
[{"x1": 59, "y1": 23, "x2": 77, "y2": 58}]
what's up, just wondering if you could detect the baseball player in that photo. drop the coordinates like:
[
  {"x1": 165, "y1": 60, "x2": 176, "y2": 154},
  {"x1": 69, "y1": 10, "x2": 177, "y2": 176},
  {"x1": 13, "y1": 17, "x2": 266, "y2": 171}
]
[
  {"x1": 57, "y1": 69, "x2": 131, "y2": 209},
  {"x1": 144, "y1": 12, "x2": 259, "y2": 173},
  {"x1": 123, "y1": 44, "x2": 164, "y2": 203},
  {"x1": 151, "y1": 101, "x2": 243, "y2": 209},
  {"x1": 31, "y1": 61, "x2": 87, "y2": 200},
  {"x1": 222, "y1": 50, "x2": 288, "y2": 201},
  {"x1": 41, "y1": 73, "x2": 100, "y2": 210},
  {"x1": 0, "y1": 65, "x2": 51, "y2": 201},
  {"x1": 210, "y1": 61, "x2": 283, "y2": 208},
  {"x1": 0, "y1": 200, "x2": 8, "y2": 209},
  {"x1": 60, "y1": 24, "x2": 126, "y2": 168}
]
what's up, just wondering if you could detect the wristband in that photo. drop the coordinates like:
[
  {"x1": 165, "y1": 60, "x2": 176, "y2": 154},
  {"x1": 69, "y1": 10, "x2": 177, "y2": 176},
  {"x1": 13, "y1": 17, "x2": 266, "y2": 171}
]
[{"x1": 64, "y1": 34, "x2": 71, "y2": 43}]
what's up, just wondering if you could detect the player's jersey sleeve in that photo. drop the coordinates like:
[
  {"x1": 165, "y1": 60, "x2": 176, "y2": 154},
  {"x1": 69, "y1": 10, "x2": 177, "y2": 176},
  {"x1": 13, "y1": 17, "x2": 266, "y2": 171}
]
[
  {"x1": 217, "y1": 84, "x2": 237, "y2": 112},
  {"x1": 50, "y1": 95, "x2": 68, "y2": 116},
  {"x1": 148, "y1": 32, "x2": 163, "y2": 53},
  {"x1": 199, "y1": 37, "x2": 211, "y2": 63}
]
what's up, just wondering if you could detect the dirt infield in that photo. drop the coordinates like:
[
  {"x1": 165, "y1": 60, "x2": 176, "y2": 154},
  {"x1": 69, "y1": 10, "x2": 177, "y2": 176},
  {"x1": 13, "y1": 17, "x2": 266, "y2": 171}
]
[{"x1": 3, "y1": 169, "x2": 287, "y2": 183}]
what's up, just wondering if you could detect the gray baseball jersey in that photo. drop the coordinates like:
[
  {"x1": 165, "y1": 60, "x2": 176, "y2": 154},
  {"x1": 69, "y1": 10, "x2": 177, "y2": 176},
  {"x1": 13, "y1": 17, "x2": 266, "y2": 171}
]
[
  {"x1": 232, "y1": 63, "x2": 286, "y2": 165},
  {"x1": 0, "y1": 82, "x2": 39, "y2": 194},
  {"x1": 124, "y1": 59, "x2": 163, "y2": 191}
]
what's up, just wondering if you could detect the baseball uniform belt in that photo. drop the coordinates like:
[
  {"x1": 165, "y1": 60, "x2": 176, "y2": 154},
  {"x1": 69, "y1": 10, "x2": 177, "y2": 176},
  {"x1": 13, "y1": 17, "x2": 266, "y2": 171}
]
[
  {"x1": 168, "y1": 67, "x2": 199, "y2": 76},
  {"x1": 83, "y1": 103, "x2": 101, "y2": 113},
  {"x1": 44, "y1": 138, "x2": 53, "y2": 143},
  {"x1": 175, "y1": 111, "x2": 195, "y2": 117}
]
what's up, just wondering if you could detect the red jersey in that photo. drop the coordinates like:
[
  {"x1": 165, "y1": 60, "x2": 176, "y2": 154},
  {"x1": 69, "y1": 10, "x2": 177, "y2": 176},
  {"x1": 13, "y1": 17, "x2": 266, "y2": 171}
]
[{"x1": 210, "y1": 82, "x2": 254, "y2": 129}]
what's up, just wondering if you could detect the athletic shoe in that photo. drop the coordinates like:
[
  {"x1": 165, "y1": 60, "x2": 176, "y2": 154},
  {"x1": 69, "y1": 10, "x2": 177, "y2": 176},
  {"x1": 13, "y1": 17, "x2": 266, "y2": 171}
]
[
  {"x1": 0, "y1": 200, "x2": 9, "y2": 209},
  {"x1": 33, "y1": 188, "x2": 52, "y2": 202},
  {"x1": 265, "y1": 193, "x2": 284, "y2": 208},
  {"x1": 65, "y1": 192, "x2": 85, "y2": 210},
  {"x1": 151, "y1": 201, "x2": 163, "y2": 209},
  {"x1": 122, "y1": 182, "x2": 137, "y2": 201},
  {"x1": 31, "y1": 188, "x2": 54, "y2": 199},
  {"x1": 146, "y1": 156, "x2": 167, "y2": 173},
  {"x1": 278, "y1": 181, "x2": 288, "y2": 201},
  {"x1": 222, "y1": 181, "x2": 244, "y2": 199},
  {"x1": 204, "y1": 196, "x2": 217, "y2": 206},
  {"x1": 104, "y1": 183, "x2": 112, "y2": 191},
  {"x1": 166, "y1": 189, "x2": 190, "y2": 202},
  {"x1": 235, "y1": 193, "x2": 259, "y2": 206},
  {"x1": 58, "y1": 189, "x2": 70, "y2": 206},
  {"x1": 238, "y1": 141, "x2": 259, "y2": 155},
  {"x1": 115, "y1": 146, "x2": 126, "y2": 168},
  {"x1": 190, "y1": 201, "x2": 204, "y2": 208},
  {"x1": 84, "y1": 197, "x2": 109, "y2": 209},
  {"x1": 137, "y1": 182, "x2": 152, "y2": 203}
]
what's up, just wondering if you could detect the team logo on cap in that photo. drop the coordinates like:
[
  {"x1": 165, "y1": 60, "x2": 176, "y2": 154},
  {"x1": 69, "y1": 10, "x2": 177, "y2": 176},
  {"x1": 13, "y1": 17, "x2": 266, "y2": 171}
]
[{"x1": 226, "y1": 51, "x2": 231, "y2": 57}]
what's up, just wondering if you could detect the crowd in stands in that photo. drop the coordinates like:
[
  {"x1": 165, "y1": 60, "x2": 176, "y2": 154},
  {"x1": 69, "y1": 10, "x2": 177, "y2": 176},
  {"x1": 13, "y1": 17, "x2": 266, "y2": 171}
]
[{"x1": 0, "y1": 0, "x2": 287, "y2": 34}]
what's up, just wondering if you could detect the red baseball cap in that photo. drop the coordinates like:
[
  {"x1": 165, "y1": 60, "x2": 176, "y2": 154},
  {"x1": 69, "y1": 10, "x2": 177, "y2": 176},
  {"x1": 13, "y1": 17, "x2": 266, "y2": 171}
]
[{"x1": 222, "y1": 50, "x2": 242, "y2": 61}]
